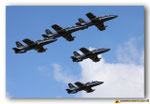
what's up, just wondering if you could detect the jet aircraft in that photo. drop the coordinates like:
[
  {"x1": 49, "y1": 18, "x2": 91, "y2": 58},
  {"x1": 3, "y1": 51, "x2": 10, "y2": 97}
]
[
  {"x1": 71, "y1": 47, "x2": 110, "y2": 62},
  {"x1": 66, "y1": 81, "x2": 103, "y2": 94},
  {"x1": 13, "y1": 38, "x2": 57, "y2": 53},
  {"x1": 42, "y1": 12, "x2": 117, "y2": 41},
  {"x1": 76, "y1": 12, "x2": 118, "y2": 31}
]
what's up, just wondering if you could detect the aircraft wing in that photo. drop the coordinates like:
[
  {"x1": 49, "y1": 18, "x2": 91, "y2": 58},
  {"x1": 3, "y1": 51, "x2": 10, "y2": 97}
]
[
  {"x1": 52, "y1": 24, "x2": 75, "y2": 41},
  {"x1": 86, "y1": 12, "x2": 96, "y2": 20},
  {"x1": 86, "y1": 12, "x2": 106, "y2": 31},
  {"x1": 95, "y1": 23, "x2": 106, "y2": 31},
  {"x1": 90, "y1": 55, "x2": 100, "y2": 62},
  {"x1": 80, "y1": 48, "x2": 90, "y2": 54},
  {"x1": 84, "y1": 88, "x2": 94, "y2": 93},
  {"x1": 22, "y1": 38, "x2": 34, "y2": 46},
  {"x1": 51, "y1": 24, "x2": 63, "y2": 32},
  {"x1": 62, "y1": 33, "x2": 75, "y2": 41},
  {"x1": 75, "y1": 82, "x2": 85, "y2": 87},
  {"x1": 35, "y1": 46, "x2": 47, "y2": 53}
]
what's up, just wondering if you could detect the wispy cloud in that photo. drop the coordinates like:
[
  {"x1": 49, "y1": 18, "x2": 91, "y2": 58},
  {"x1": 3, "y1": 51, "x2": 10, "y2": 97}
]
[
  {"x1": 37, "y1": 66, "x2": 51, "y2": 77},
  {"x1": 79, "y1": 38, "x2": 144, "y2": 98},
  {"x1": 117, "y1": 38, "x2": 144, "y2": 65},
  {"x1": 52, "y1": 37, "x2": 144, "y2": 98},
  {"x1": 53, "y1": 64, "x2": 76, "y2": 83},
  {"x1": 79, "y1": 59, "x2": 144, "y2": 98}
]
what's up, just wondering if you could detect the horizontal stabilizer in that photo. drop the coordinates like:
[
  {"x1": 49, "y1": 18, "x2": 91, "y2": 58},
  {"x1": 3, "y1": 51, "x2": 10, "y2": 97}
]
[
  {"x1": 71, "y1": 56, "x2": 78, "y2": 62},
  {"x1": 66, "y1": 89, "x2": 72, "y2": 94},
  {"x1": 12, "y1": 48, "x2": 26, "y2": 53},
  {"x1": 42, "y1": 34, "x2": 49, "y2": 38},
  {"x1": 75, "y1": 22, "x2": 82, "y2": 26},
  {"x1": 12, "y1": 48, "x2": 20, "y2": 53}
]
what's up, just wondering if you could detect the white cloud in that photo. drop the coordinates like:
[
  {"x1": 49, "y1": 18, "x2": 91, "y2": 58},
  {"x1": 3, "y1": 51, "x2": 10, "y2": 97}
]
[
  {"x1": 37, "y1": 66, "x2": 51, "y2": 77},
  {"x1": 53, "y1": 64, "x2": 76, "y2": 83},
  {"x1": 52, "y1": 37, "x2": 144, "y2": 98},
  {"x1": 140, "y1": 50, "x2": 144, "y2": 65},
  {"x1": 79, "y1": 38, "x2": 144, "y2": 98},
  {"x1": 117, "y1": 38, "x2": 144, "y2": 65},
  {"x1": 79, "y1": 59, "x2": 144, "y2": 98}
]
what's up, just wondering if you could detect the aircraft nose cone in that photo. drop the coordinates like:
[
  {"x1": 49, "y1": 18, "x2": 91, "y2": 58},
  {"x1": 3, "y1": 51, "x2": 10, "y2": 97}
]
[
  {"x1": 112, "y1": 15, "x2": 118, "y2": 19},
  {"x1": 97, "y1": 81, "x2": 104, "y2": 85},
  {"x1": 105, "y1": 48, "x2": 110, "y2": 52},
  {"x1": 114, "y1": 15, "x2": 118, "y2": 18},
  {"x1": 109, "y1": 15, "x2": 118, "y2": 20},
  {"x1": 107, "y1": 49, "x2": 110, "y2": 51},
  {"x1": 100, "y1": 82, "x2": 104, "y2": 84}
]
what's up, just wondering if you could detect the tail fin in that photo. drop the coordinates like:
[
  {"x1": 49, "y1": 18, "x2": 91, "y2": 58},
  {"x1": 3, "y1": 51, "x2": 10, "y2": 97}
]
[
  {"x1": 73, "y1": 51, "x2": 80, "y2": 56},
  {"x1": 68, "y1": 83, "x2": 76, "y2": 88},
  {"x1": 45, "y1": 29, "x2": 53, "y2": 34},
  {"x1": 16, "y1": 41, "x2": 24, "y2": 48},
  {"x1": 78, "y1": 18, "x2": 86, "y2": 23},
  {"x1": 76, "y1": 18, "x2": 86, "y2": 26}
]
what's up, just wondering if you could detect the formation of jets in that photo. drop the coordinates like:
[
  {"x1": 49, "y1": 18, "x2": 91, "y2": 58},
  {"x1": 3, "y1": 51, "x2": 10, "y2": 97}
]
[
  {"x1": 12, "y1": 12, "x2": 118, "y2": 94},
  {"x1": 13, "y1": 12, "x2": 117, "y2": 53}
]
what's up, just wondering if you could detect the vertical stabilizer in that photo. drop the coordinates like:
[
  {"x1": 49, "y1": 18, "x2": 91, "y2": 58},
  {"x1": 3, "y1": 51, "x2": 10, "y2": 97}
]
[{"x1": 16, "y1": 41, "x2": 24, "y2": 48}]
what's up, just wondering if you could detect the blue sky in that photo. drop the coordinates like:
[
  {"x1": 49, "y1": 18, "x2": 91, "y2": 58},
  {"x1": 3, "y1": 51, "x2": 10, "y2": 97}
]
[{"x1": 6, "y1": 6, "x2": 144, "y2": 98}]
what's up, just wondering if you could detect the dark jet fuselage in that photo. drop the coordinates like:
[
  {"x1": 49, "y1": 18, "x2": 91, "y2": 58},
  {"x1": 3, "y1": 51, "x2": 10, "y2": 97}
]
[
  {"x1": 66, "y1": 81, "x2": 103, "y2": 94},
  {"x1": 78, "y1": 15, "x2": 117, "y2": 26},
  {"x1": 13, "y1": 38, "x2": 56, "y2": 53},
  {"x1": 72, "y1": 48, "x2": 110, "y2": 62},
  {"x1": 76, "y1": 14, "x2": 118, "y2": 31},
  {"x1": 87, "y1": 15, "x2": 118, "y2": 24}
]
